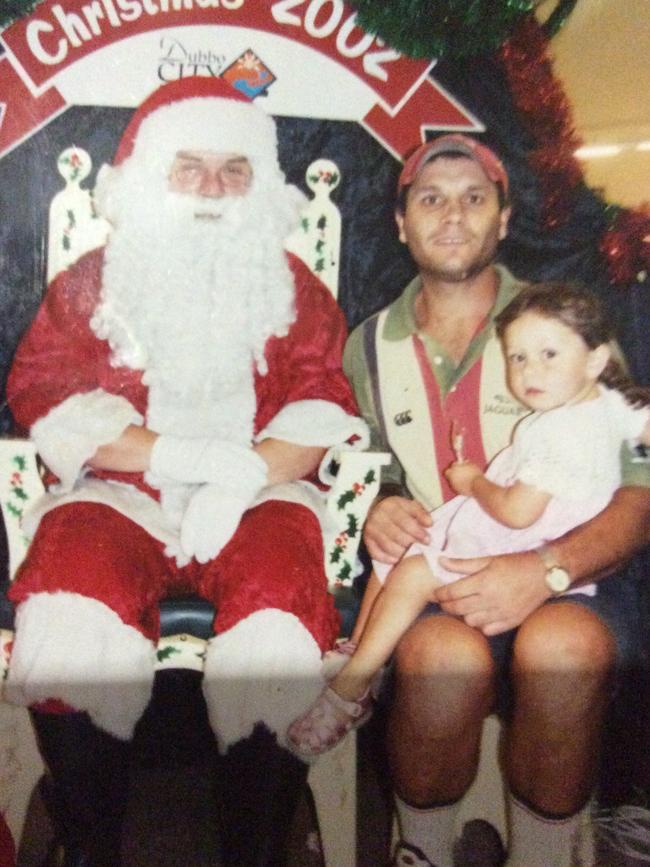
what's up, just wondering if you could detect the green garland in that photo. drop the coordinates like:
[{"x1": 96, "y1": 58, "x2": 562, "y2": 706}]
[
  {"x1": 2, "y1": 0, "x2": 578, "y2": 55},
  {"x1": 348, "y1": 0, "x2": 578, "y2": 59},
  {"x1": 349, "y1": 0, "x2": 534, "y2": 59},
  {"x1": 0, "y1": 0, "x2": 41, "y2": 28}
]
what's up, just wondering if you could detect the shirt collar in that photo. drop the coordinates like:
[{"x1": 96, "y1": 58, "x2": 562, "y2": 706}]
[{"x1": 382, "y1": 263, "x2": 524, "y2": 342}]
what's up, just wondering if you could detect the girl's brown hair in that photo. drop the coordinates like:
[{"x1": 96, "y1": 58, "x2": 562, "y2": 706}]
[{"x1": 495, "y1": 282, "x2": 650, "y2": 408}]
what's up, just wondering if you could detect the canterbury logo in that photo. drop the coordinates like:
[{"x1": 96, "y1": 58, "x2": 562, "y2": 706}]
[{"x1": 394, "y1": 410, "x2": 413, "y2": 426}]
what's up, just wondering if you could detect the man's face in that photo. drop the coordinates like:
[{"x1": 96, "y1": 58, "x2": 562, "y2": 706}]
[
  {"x1": 395, "y1": 156, "x2": 510, "y2": 283},
  {"x1": 168, "y1": 150, "x2": 253, "y2": 200}
]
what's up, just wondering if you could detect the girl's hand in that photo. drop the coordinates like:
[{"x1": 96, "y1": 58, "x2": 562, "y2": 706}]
[{"x1": 445, "y1": 460, "x2": 483, "y2": 496}]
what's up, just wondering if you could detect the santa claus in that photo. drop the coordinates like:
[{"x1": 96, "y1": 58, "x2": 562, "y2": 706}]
[{"x1": 6, "y1": 76, "x2": 366, "y2": 865}]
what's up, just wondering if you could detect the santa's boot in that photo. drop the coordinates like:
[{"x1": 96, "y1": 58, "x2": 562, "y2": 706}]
[
  {"x1": 216, "y1": 723, "x2": 309, "y2": 867},
  {"x1": 31, "y1": 709, "x2": 131, "y2": 866}
]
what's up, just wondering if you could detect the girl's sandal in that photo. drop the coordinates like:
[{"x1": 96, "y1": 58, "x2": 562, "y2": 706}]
[{"x1": 287, "y1": 685, "x2": 372, "y2": 759}]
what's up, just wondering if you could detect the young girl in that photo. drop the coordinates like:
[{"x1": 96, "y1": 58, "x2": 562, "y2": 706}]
[{"x1": 287, "y1": 282, "x2": 650, "y2": 758}]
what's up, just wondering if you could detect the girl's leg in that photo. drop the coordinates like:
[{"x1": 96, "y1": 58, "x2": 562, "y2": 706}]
[
  {"x1": 332, "y1": 555, "x2": 441, "y2": 701},
  {"x1": 349, "y1": 570, "x2": 384, "y2": 644}
]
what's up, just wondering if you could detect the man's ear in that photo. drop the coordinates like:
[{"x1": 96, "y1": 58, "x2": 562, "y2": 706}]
[
  {"x1": 498, "y1": 205, "x2": 512, "y2": 241},
  {"x1": 395, "y1": 209, "x2": 406, "y2": 244},
  {"x1": 588, "y1": 343, "x2": 611, "y2": 379}
]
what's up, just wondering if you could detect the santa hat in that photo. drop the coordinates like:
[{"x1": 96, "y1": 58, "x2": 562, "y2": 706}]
[{"x1": 113, "y1": 76, "x2": 281, "y2": 179}]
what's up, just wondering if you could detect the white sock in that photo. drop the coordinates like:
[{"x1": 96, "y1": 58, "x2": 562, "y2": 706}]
[
  {"x1": 506, "y1": 793, "x2": 591, "y2": 867},
  {"x1": 395, "y1": 794, "x2": 460, "y2": 867}
]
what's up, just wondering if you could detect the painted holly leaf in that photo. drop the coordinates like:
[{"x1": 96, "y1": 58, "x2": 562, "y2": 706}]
[
  {"x1": 6, "y1": 502, "x2": 22, "y2": 518},
  {"x1": 301, "y1": 217, "x2": 310, "y2": 232},
  {"x1": 62, "y1": 235, "x2": 71, "y2": 251},
  {"x1": 156, "y1": 646, "x2": 180, "y2": 662},
  {"x1": 12, "y1": 456, "x2": 26, "y2": 471},
  {"x1": 12, "y1": 488, "x2": 28, "y2": 501},
  {"x1": 346, "y1": 514, "x2": 359, "y2": 537},
  {"x1": 337, "y1": 561, "x2": 352, "y2": 582},
  {"x1": 337, "y1": 490, "x2": 356, "y2": 510},
  {"x1": 317, "y1": 215, "x2": 327, "y2": 230},
  {"x1": 329, "y1": 545, "x2": 343, "y2": 563},
  {"x1": 315, "y1": 239, "x2": 325, "y2": 253},
  {"x1": 364, "y1": 469, "x2": 376, "y2": 484},
  {"x1": 313, "y1": 258, "x2": 325, "y2": 273}
]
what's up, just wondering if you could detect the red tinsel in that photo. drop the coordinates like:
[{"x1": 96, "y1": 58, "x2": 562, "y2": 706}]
[
  {"x1": 498, "y1": 15, "x2": 583, "y2": 230},
  {"x1": 599, "y1": 207, "x2": 650, "y2": 286},
  {"x1": 497, "y1": 14, "x2": 649, "y2": 286}
]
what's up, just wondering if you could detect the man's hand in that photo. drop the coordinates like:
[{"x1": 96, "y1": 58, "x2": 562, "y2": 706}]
[
  {"x1": 444, "y1": 460, "x2": 483, "y2": 497},
  {"x1": 363, "y1": 495, "x2": 432, "y2": 565},
  {"x1": 433, "y1": 550, "x2": 551, "y2": 635}
]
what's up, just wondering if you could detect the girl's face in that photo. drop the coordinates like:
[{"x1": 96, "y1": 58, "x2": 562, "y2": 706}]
[{"x1": 503, "y1": 311, "x2": 610, "y2": 411}]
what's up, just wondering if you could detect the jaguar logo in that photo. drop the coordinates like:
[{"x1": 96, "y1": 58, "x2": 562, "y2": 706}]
[{"x1": 394, "y1": 410, "x2": 413, "y2": 427}]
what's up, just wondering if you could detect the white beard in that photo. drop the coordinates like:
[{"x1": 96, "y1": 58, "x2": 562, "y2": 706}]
[{"x1": 91, "y1": 158, "x2": 301, "y2": 446}]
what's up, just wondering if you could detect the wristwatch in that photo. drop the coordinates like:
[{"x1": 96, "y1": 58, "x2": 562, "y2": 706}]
[{"x1": 536, "y1": 544, "x2": 571, "y2": 595}]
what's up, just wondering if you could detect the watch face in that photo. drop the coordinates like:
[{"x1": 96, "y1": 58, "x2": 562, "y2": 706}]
[{"x1": 546, "y1": 566, "x2": 571, "y2": 593}]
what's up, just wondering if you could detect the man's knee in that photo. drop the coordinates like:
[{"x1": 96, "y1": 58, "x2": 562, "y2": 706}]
[
  {"x1": 513, "y1": 601, "x2": 617, "y2": 677},
  {"x1": 396, "y1": 615, "x2": 495, "y2": 675},
  {"x1": 393, "y1": 615, "x2": 496, "y2": 727}
]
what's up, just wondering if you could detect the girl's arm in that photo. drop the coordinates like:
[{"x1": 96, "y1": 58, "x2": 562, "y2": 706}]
[{"x1": 445, "y1": 461, "x2": 551, "y2": 529}]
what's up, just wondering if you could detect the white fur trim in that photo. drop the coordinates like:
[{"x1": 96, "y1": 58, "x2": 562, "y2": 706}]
[
  {"x1": 202, "y1": 609, "x2": 324, "y2": 752},
  {"x1": 31, "y1": 390, "x2": 143, "y2": 492},
  {"x1": 131, "y1": 98, "x2": 281, "y2": 188},
  {"x1": 21, "y1": 478, "x2": 182, "y2": 550},
  {"x1": 6, "y1": 592, "x2": 156, "y2": 740},
  {"x1": 255, "y1": 400, "x2": 369, "y2": 449}
]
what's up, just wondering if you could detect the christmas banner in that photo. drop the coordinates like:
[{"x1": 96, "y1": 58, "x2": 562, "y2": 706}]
[{"x1": 0, "y1": 0, "x2": 481, "y2": 159}]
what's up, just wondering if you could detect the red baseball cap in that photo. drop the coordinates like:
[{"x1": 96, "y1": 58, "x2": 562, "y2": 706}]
[{"x1": 398, "y1": 134, "x2": 509, "y2": 200}]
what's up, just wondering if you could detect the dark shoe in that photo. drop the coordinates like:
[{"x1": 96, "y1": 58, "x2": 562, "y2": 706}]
[
  {"x1": 31, "y1": 711, "x2": 129, "y2": 866},
  {"x1": 390, "y1": 840, "x2": 439, "y2": 866},
  {"x1": 217, "y1": 723, "x2": 309, "y2": 867},
  {"x1": 454, "y1": 819, "x2": 506, "y2": 867}
]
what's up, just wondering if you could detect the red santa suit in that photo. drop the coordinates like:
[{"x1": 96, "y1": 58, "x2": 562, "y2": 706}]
[{"x1": 5, "y1": 79, "x2": 366, "y2": 751}]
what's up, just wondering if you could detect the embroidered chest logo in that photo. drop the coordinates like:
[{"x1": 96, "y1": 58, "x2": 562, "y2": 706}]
[{"x1": 394, "y1": 410, "x2": 413, "y2": 426}]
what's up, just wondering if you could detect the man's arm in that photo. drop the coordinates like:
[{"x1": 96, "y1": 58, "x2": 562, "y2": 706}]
[
  {"x1": 434, "y1": 486, "x2": 650, "y2": 635},
  {"x1": 88, "y1": 425, "x2": 157, "y2": 472},
  {"x1": 343, "y1": 323, "x2": 433, "y2": 563},
  {"x1": 89, "y1": 425, "x2": 325, "y2": 485}
]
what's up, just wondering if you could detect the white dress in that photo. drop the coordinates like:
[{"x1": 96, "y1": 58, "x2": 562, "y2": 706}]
[{"x1": 376, "y1": 387, "x2": 649, "y2": 596}]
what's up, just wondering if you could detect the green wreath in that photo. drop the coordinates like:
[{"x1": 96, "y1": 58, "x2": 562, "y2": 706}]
[
  {"x1": 0, "y1": 0, "x2": 42, "y2": 28},
  {"x1": 2, "y1": 1, "x2": 578, "y2": 51},
  {"x1": 348, "y1": 0, "x2": 578, "y2": 58}
]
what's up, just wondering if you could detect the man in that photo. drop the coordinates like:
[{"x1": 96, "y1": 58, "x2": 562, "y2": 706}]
[
  {"x1": 344, "y1": 134, "x2": 650, "y2": 867},
  {"x1": 6, "y1": 76, "x2": 366, "y2": 865}
]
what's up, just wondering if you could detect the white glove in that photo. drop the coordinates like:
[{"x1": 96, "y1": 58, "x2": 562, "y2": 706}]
[
  {"x1": 179, "y1": 449, "x2": 267, "y2": 563},
  {"x1": 150, "y1": 435, "x2": 265, "y2": 486},
  {"x1": 180, "y1": 486, "x2": 248, "y2": 563}
]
